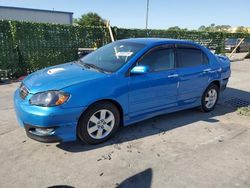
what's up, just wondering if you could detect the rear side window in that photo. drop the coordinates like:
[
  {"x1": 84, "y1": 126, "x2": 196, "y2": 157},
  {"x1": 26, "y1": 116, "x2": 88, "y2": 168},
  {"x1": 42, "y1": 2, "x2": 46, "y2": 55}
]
[{"x1": 176, "y1": 47, "x2": 208, "y2": 68}]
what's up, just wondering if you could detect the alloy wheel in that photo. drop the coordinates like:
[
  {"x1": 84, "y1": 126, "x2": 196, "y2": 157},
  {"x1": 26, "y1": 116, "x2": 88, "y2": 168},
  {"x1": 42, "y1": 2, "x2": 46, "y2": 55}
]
[
  {"x1": 87, "y1": 109, "x2": 115, "y2": 139},
  {"x1": 205, "y1": 88, "x2": 218, "y2": 109}
]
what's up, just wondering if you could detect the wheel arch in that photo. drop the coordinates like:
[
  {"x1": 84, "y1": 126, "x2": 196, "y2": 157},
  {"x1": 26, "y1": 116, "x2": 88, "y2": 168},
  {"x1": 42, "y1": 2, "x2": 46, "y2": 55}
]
[
  {"x1": 78, "y1": 99, "x2": 124, "y2": 126},
  {"x1": 201, "y1": 79, "x2": 221, "y2": 102},
  {"x1": 210, "y1": 80, "x2": 221, "y2": 90},
  {"x1": 201, "y1": 80, "x2": 220, "y2": 112}
]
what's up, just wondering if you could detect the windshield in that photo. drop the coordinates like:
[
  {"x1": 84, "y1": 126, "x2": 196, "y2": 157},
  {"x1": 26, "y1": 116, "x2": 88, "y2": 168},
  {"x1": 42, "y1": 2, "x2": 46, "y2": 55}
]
[
  {"x1": 80, "y1": 41, "x2": 146, "y2": 73},
  {"x1": 225, "y1": 38, "x2": 239, "y2": 45}
]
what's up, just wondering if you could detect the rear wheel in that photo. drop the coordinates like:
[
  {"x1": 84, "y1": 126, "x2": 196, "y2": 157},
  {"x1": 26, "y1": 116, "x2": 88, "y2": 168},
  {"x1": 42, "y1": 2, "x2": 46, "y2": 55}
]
[
  {"x1": 201, "y1": 84, "x2": 219, "y2": 112},
  {"x1": 78, "y1": 102, "x2": 120, "y2": 145}
]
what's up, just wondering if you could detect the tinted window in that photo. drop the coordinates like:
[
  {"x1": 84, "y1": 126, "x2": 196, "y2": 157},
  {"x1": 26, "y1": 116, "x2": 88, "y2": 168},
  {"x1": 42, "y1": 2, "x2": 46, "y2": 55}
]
[
  {"x1": 203, "y1": 52, "x2": 209, "y2": 64},
  {"x1": 225, "y1": 38, "x2": 238, "y2": 45},
  {"x1": 176, "y1": 47, "x2": 208, "y2": 68},
  {"x1": 137, "y1": 48, "x2": 175, "y2": 72}
]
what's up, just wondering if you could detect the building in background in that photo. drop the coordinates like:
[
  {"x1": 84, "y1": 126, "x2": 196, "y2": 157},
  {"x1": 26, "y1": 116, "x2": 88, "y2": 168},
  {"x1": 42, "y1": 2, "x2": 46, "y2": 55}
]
[{"x1": 0, "y1": 6, "x2": 73, "y2": 25}]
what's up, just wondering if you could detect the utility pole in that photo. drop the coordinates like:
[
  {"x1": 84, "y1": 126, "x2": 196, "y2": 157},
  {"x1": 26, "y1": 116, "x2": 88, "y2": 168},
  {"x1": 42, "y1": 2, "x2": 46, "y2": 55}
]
[{"x1": 146, "y1": 0, "x2": 149, "y2": 33}]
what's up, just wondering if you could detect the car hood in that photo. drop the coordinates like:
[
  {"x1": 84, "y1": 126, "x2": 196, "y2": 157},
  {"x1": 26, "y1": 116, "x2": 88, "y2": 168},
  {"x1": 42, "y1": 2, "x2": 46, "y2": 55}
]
[{"x1": 23, "y1": 62, "x2": 107, "y2": 94}]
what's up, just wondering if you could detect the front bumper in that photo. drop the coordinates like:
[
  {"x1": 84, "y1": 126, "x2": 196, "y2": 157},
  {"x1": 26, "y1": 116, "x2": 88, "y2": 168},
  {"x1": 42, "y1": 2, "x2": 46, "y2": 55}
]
[
  {"x1": 24, "y1": 124, "x2": 61, "y2": 143},
  {"x1": 221, "y1": 78, "x2": 229, "y2": 91},
  {"x1": 14, "y1": 89, "x2": 86, "y2": 142}
]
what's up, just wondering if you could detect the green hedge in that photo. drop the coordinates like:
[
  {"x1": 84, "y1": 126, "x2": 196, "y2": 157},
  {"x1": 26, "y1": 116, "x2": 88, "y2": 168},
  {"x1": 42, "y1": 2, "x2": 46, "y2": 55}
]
[
  {"x1": 0, "y1": 20, "x2": 110, "y2": 79},
  {"x1": 114, "y1": 28, "x2": 250, "y2": 54},
  {"x1": 1, "y1": 20, "x2": 250, "y2": 79},
  {"x1": 0, "y1": 20, "x2": 19, "y2": 79}
]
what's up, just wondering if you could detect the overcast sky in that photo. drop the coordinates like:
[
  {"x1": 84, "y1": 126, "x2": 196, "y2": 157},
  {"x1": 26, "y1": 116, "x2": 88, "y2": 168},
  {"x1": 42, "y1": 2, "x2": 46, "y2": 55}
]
[{"x1": 0, "y1": 0, "x2": 249, "y2": 29}]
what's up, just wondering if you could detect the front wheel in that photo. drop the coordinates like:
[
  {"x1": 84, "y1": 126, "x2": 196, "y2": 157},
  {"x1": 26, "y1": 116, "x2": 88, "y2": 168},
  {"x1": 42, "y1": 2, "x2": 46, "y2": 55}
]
[
  {"x1": 77, "y1": 102, "x2": 120, "y2": 145},
  {"x1": 201, "y1": 84, "x2": 219, "y2": 112}
]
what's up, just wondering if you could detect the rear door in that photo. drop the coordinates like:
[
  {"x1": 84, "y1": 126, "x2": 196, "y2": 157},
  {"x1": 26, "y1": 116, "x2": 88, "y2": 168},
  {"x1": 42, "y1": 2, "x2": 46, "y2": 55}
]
[{"x1": 176, "y1": 44, "x2": 210, "y2": 105}]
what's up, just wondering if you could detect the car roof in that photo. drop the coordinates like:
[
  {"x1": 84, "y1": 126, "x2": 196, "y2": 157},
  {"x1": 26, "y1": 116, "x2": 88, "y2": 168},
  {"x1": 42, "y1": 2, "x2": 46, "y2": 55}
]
[{"x1": 119, "y1": 38, "x2": 195, "y2": 45}]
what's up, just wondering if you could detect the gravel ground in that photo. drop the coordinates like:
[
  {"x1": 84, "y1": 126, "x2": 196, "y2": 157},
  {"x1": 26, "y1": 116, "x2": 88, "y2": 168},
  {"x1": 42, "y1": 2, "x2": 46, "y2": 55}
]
[{"x1": 0, "y1": 60, "x2": 250, "y2": 188}]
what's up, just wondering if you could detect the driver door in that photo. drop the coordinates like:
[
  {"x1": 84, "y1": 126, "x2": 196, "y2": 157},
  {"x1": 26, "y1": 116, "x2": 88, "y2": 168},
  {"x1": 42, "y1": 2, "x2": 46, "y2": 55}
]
[{"x1": 128, "y1": 46, "x2": 178, "y2": 117}]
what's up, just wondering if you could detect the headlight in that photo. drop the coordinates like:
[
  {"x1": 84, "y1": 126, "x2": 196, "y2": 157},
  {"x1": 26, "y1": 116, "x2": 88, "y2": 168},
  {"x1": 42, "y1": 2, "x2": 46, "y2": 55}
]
[{"x1": 29, "y1": 91, "x2": 70, "y2": 107}]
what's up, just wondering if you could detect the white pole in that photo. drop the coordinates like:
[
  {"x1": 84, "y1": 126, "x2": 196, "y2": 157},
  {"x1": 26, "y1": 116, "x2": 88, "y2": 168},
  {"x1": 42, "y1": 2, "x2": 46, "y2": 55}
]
[
  {"x1": 146, "y1": 0, "x2": 149, "y2": 30},
  {"x1": 107, "y1": 20, "x2": 115, "y2": 42}
]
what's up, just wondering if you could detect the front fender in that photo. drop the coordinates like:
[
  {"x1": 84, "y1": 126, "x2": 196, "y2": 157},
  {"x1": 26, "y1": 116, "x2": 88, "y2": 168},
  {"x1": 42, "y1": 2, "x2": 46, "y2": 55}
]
[{"x1": 60, "y1": 74, "x2": 129, "y2": 116}]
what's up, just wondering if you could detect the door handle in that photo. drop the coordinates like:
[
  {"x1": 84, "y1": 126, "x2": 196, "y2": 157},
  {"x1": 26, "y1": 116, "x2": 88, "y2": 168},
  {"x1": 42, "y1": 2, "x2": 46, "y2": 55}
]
[
  {"x1": 203, "y1": 68, "x2": 212, "y2": 73},
  {"x1": 168, "y1": 74, "x2": 179, "y2": 78}
]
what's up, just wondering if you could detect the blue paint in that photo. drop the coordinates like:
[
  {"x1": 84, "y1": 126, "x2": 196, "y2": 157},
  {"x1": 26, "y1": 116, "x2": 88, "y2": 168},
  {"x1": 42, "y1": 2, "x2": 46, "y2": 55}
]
[{"x1": 14, "y1": 38, "x2": 231, "y2": 142}]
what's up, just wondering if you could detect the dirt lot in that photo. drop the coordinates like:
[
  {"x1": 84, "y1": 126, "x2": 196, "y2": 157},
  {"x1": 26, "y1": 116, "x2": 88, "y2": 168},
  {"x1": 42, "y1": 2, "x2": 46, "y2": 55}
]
[{"x1": 0, "y1": 60, "x2": 250, "y2": 188}]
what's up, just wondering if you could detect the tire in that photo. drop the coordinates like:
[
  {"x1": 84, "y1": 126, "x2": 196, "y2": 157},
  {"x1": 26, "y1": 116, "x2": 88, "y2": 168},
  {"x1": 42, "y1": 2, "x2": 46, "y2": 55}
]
[
  {"x1": 201, "y1": 84, "x2": 219, "y2": 112},
  {"x1": 77, "y1": 102, "x2": 120, "y2": 145},
  {"x1": 236, "y1": 47, "x2": 240, "y2": 53}
]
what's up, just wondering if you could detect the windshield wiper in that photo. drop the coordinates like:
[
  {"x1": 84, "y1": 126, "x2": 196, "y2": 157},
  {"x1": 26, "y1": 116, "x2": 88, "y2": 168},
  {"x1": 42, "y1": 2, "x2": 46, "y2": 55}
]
[{"x1": 76, "y1": 60, "x2": 109, "y2": 74}]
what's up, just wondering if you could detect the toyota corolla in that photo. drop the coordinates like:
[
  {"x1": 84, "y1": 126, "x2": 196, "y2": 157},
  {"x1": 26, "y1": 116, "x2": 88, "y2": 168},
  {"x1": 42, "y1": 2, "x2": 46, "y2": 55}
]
[{"x1": 14, "y1": 38, "x2": 231, "y2": 144}]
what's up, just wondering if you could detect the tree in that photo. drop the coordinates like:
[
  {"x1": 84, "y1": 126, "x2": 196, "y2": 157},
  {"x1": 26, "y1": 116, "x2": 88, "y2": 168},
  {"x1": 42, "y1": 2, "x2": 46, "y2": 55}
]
[
  {"x1": 74, "y1": 12, "x2": 106, "y2": 26},
  {"x1": 198, "y1": 25, "x2": 206, "y2": 31},
  {"x1": 236, "y1": 26, "x2": 248, "y2": 33},
  {"x1": 207, "y1": 24, "x2": 216, "y2": 32},
  {"x1": 167, "y1": 26, "x2": 188, "y2": 31},
  {"x1": 198, "y1": 24, "x2": 231, "y2": 32},
  {"x1": 215, "y1": 25, "x2": 231, "y2": 32}
]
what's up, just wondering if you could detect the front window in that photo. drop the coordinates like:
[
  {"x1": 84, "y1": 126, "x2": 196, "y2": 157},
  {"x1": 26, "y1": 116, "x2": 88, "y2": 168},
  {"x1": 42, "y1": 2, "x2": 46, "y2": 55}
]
[
  {"x1": 80, "y1": 41, "x2": 146, "y2": 73},
  {"x1": 137, "y1": 47, "x2": 175, "y2": 72}
]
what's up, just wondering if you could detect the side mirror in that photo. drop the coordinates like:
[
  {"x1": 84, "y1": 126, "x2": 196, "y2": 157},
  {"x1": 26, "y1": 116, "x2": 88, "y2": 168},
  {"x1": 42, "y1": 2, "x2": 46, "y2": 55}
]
[{"x1": 130, "y1": 66, "x2": 149, "y2": 75}]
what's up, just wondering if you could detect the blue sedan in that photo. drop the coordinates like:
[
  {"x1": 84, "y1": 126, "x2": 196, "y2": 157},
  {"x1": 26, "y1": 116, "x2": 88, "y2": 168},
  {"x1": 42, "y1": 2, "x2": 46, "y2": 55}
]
[{"x1": 14, "y1": 38, "x2": 231, "y2": 144}]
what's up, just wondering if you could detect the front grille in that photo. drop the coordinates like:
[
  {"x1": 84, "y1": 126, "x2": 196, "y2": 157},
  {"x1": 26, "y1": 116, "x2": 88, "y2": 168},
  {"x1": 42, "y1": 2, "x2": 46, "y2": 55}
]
[{"x1": 19, "y1": 84, "x2": 29, "y2": 99}]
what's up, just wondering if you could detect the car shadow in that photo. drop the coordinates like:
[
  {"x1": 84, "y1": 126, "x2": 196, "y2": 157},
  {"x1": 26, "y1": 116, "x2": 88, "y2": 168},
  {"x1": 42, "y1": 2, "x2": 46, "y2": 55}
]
[
  {"x1": 0, "y1": 79, "x2": 19, "y2": 85},
  {"x1": 117, "y1": 168, "x2": 153, "y2": 188},
  {"x1": 56, "y1": 87, "x2": 250, "y2": 153},
  {"x1": 47, "y1": 186, "x2": 74, "y2": 188}
]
